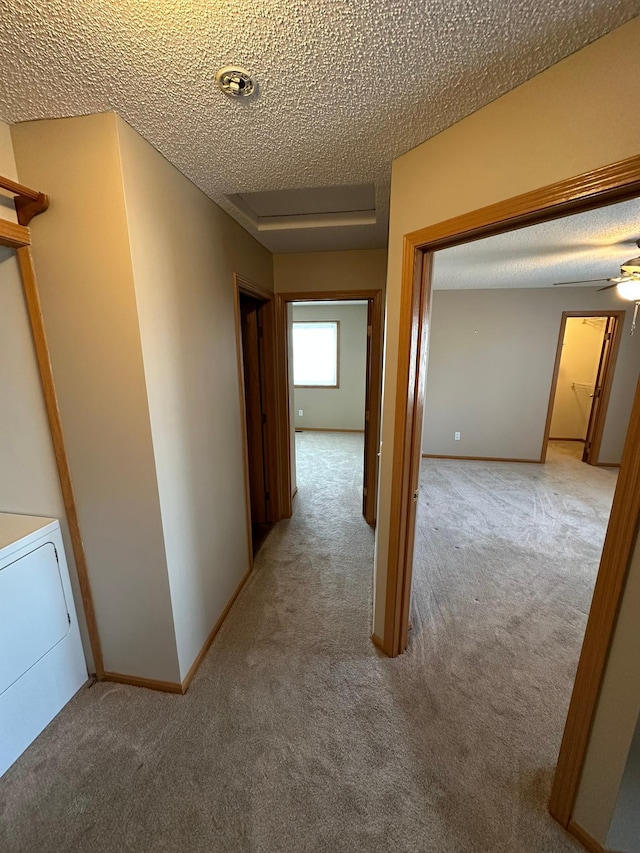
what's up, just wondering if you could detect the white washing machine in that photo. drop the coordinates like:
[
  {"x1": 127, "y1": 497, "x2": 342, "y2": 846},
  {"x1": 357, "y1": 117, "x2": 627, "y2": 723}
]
[{"x1": 0, "y1": 513, "x2": 88, "y2": 777}]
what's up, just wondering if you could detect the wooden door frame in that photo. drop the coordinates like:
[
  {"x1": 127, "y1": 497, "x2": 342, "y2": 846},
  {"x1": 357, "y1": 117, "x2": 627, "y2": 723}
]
[
  {"x1": 0, "y1": 217, "x2": 104, "y2": 676},
  {"x1": 386, "y1": 153, "x2": 640, "y2": 836},
  {"x1": 541, "y1": 310, "x2": 625, "y2": 465},
  {"x1": 274, "y1": 289, "x2": 384, "y2": 524},
  {"x1": 233, "y1": 274, "x2": 282, "y2": 564}
]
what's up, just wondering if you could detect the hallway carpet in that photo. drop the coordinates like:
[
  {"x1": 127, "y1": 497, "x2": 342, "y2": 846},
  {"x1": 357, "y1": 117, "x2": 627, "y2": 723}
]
[{"x1": 0, "y1": 433, "x2": 616, "y2": 852}]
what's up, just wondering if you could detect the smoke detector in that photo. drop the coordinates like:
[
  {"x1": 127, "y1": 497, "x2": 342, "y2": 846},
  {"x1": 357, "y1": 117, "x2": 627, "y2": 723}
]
[{"x1": 215, "y1": 66, "x2": 256, "y2": 98}]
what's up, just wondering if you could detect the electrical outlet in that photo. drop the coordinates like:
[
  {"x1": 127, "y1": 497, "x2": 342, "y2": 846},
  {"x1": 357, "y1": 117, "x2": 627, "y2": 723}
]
[
  {"x1": 454, "y1": 431, "x2": 461, "y2": 441},
  {"x1": 298, "y1": 409, "x2": 303, "y2": 417}
]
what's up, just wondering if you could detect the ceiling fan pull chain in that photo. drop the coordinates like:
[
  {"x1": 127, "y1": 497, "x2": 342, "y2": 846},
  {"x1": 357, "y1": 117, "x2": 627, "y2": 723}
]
[{"x1": 631, "y1": 301, "x2": 639, "y2": 336}]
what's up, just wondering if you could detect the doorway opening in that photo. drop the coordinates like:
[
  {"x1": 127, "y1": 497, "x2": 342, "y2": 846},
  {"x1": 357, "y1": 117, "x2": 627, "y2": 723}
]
[
  {"x1": 275, "y1": 289, "x2": 383, "y2": 526},
  {"x1": 543, "y1": 312, "x2": 624, "y2": 466},
  {"x1": 384, "y1": 156, "x2": 640, "y2": 840},
  {"x1": 290, "y1": 301, "x2": 368, "y2": 518},
  {"x1": 234, "y1": 275, "x2": 280, "y2": 559}
]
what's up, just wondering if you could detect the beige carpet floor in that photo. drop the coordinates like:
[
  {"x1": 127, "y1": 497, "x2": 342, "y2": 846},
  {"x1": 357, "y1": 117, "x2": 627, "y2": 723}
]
[{"x1": 0, "y1": 432, "x2": 617, "y2": 852}]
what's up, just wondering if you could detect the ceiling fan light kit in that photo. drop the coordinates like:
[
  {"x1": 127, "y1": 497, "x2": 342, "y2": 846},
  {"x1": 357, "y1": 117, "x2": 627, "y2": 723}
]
[
  {"x1": 551, "y1": 239, "x2": 640, "y2": 334},
  {"x1": 616, "y1": 279, "x2": 640, "y2": 301}
]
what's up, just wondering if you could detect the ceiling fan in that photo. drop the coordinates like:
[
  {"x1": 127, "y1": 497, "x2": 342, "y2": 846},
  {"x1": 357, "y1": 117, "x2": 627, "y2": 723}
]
[{"x1": 553, "y1": 239, "x2": 640, "y2": 334}]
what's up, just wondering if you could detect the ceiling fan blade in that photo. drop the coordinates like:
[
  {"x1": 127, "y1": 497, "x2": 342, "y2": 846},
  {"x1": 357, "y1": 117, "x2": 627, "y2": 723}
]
[
  {"x1": 597, "y1": 283, "x2": 620, "y2": 292},
  {"x1": 552, "y1": 279, "x2": 610, "y2": 286}
]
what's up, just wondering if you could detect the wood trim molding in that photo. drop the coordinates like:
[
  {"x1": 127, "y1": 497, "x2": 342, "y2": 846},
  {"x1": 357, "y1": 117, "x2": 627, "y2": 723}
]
[
  {"x1": 540, "y1": 310, "x2": 624, "y2": 466},
  {"x1": 276, "y1": 289, "x2": 384, "y2": 527},
  {"x1": 541, "y1": 313, "x2": 570, "y2": 462},
  {"x1": 567, "y1": 819, "x2": 606, "y2": 853},
  {"x1": 371, "y1": 633, "x2": 386, "y2": 653},
  {"x1": 297, "y1": 428, "x2": 365, "y2": 433},
  {"x1": 102, "y1": 672, "x2": 184, "y2": 694},
  {"x1": 233, "y1": 276, "x2": 257, "y2": 574},
  {"x1": 0, "y1": 174, "x2": 49, "y2": 225},
  {"x1": 103, "y1": 565, "x2": 254, "y2": 695},
  {"x1": 389, "y1": 154, "x2": 640, "y2": 831},
  {"x1": 16, "y1": 246, "x2": 105, "y2": 677},
  {"x1": 180, "y1": 565, "x2": 252, "y2": 692},
  {"x1": 406, "y1": 155, "x2": 640, "y2": 252},
  {"x1": 276, "y1": 289, "x2": 382, "y2": 302},
  {"x1": 0, "y1": 217, "x2": 31, "y2": 249},
  {"x1": 382, "y1": 244, "x2": 429, "y2": 657},
  {"x1": 422, "y1": 453, "x2": 541, "y2": 464},
  {"x1": 550, "y1": 374, "x2": 640, "y2": 825},
  {"x1": 588, "y1": 313, "x2": 625, "y2": 466}
]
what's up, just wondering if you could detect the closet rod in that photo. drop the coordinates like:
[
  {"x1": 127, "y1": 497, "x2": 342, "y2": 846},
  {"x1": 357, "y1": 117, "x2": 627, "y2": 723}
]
[{"x1": 0, "y1": 174, "x2": 49, "y2": 226}]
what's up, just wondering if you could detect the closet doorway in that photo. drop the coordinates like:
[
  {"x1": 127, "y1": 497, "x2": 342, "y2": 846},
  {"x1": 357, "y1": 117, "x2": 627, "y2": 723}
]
[
  {"x1": 542, "y1": 311, "x2": 624, "y2": 465},
  {"x1": 234, "y1": 275, "x2": 280, "y2": 558}
]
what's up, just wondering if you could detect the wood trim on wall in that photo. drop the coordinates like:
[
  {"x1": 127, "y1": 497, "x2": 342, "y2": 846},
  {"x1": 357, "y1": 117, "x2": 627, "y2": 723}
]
[
  {"x1": 180, "y1": 564, "x2": 252, "y2": 692},
  {"x1": 0, "y1": 217, "x2": 31, "y2": 249},
  {"x1": 550, "y1": 375, "x2": 640, "y2": 825},
  {"x1": 387, "y1": 154, "x2": 640, "y2": 836},
  {"x1": 233, "y1": 276, "x2": 258, "y2": 573},
  {"x1": 540, "y1": 310, "x2": 625, "y2": 465},
  {"x1": 13, "y1": 241, "x2": 105, "y2": 677},
  {"x1": 567, "y1": 819, "x2": 606, "y2": 853},
  {"x1": 101, "y1": 672, "x2": 184, "y2": 694},
  {"x1": 297, "y1": 428, "x2": 365, "y2": 433},
  {"x1": 422, "y1": 454, "x2": 541, "y2": 464},
  {"x1": 103, "y1": 563, "x2": 254, "y2": 694},
  {"x1": 233, "y1": 273, "x2": 283, "y2": 547},
  {"x1": 382, "y1": 245, "x2": 430, "y2": 657}
]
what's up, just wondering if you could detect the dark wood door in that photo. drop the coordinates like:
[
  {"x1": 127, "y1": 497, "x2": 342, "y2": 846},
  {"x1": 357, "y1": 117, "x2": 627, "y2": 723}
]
[{"x1": 240, "y1": 294, "x2": 269, "y2": 527}]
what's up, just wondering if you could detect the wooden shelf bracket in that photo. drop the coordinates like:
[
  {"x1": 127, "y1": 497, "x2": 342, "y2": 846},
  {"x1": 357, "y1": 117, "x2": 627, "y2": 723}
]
[{"x1": 0, "y1": 174, "x2": 49, "y2": 225}]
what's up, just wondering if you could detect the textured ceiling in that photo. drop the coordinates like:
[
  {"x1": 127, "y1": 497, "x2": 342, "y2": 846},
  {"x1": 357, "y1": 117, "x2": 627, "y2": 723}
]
[
  {"x1": 1, "y1": 1, "x2": 639, "y2": 253},
  {"x1": 433, "y1": 198, "x2": 640, "y2": 289}
]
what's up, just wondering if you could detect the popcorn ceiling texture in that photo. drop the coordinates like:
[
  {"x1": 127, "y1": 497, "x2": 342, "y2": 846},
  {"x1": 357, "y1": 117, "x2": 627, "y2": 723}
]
[
  {"x1": 434, "y1": 198, "x2": 640, "y2": 290},
  {"x1": 1, "y1": 0, "x2": 639, "y2": 252}
]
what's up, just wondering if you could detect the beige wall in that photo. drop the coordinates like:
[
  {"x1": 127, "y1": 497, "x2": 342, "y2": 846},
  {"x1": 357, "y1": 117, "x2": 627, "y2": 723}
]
[
  {"x1": 422, "y1": 289, "x2": 636, "y2": 461},
  {"x1": 0, "y1": 122, "x2": 93, "y2": 668},
  {"x1": 380, "y1": 18, "x2": 640, "y2": 845},
  {"x1": 606, "y1": 712, "x2": 640, "y2": 852},
  {"x1": 292, "y1": 303, "x2": 368, "y2": 431},
  {"x1": 274, "y1": 248, "x2": 387, "y2": 295},
  {"x1": 549, "y1": 317, "x2": 607, "y2": 441},
  {"x1": 116, "y1": 116, "x2": 273, "y2": 680},
  {"x1": 12, "y1": 114, "x2": 180, "y2": 683},
  {"x1": 573, "y1": 537, "x2": 640, "y2": 844},
  {"x1": 275, "y1": 247, "x2": 386, "y2": 501}
]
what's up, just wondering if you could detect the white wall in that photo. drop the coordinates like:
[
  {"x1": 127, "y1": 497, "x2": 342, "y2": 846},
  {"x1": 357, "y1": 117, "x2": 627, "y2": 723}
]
[
  {"x1": 550, "y1": 317, "x2": 607, "y2": 441},
  {"x1": 116, "y1": 116, "x2": 274, "y2": 681},
  {"x1": 292, "y1": 303, "x2": 368, "y2": 431},
  {"x1": 0, "y1": 121, "x2": 93, "y2": 669},
  {"x1": 422, "y1": 288, "x2": 637, "y2": 462},
  {"x1": 379, "y1": 19, "x2": 640, "y2": 845}
]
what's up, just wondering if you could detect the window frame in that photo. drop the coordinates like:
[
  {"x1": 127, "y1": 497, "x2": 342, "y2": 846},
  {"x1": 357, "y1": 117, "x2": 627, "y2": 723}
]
[{"x1": 292, "y1": 319, "x2": 341, "y2": 389}]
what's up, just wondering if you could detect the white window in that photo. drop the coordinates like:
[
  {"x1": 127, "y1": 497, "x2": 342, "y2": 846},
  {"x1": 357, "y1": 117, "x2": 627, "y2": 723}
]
[{"x1": 292, "y1": 321, "x2": 339, "y2": 388}]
